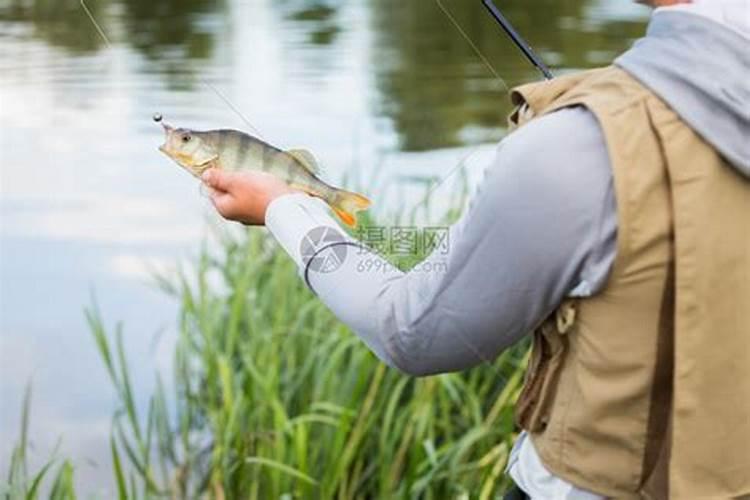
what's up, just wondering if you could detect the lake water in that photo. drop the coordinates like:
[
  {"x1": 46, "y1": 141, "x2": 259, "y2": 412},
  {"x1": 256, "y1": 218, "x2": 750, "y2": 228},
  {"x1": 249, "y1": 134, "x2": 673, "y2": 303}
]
[{"x1": 0, "y1": 0, "x2": 648, "y2": 494}]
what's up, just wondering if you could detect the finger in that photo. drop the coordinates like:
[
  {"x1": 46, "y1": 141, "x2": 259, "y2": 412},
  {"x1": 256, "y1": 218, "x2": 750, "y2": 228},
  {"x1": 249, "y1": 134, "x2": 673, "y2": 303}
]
[
  {"x1": 212, "y1": 193, "x2": 242, "y2": 221},
  {"x1": 198, "y1": 182, "x2": 217, "y2": 198},
  {"x1": 210, "y1": 189, "x2": 228, "y2": 210},
  {"x1": 202, "y1": 168, "x2": 234, "y2": 192}
]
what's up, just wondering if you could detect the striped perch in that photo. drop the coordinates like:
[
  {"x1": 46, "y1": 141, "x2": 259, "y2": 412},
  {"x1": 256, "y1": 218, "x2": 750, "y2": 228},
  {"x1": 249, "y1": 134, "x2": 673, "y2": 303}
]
[{"x1": 156, "y1": 117, "x2": 370, "y2": 227}]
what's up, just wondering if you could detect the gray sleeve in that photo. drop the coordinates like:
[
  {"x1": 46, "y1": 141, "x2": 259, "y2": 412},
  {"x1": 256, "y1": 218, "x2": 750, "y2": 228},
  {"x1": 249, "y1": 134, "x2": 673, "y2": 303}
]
[{"x1": 267, "y1": 106, "x2": 617, "y2": 376}]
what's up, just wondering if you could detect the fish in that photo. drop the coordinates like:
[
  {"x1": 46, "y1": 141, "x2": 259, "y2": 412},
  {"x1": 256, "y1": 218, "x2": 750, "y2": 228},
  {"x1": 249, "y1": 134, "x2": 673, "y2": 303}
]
[{"x1": 155, "y1": 115, "x2": 371, "y2": 227}]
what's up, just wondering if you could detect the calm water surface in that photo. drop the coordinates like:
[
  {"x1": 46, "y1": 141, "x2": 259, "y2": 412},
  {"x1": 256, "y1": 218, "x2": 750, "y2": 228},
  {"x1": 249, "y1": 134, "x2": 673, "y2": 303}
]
[{"x1": 0, "y1": 0, "x2": 647, "y2": 494}]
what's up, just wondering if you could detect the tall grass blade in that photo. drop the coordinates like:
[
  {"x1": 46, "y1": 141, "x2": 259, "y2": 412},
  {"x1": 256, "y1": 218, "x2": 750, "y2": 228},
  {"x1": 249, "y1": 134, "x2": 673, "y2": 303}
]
[{"x1": 244, "y1": 458, "x2": 318, "y2": 487}]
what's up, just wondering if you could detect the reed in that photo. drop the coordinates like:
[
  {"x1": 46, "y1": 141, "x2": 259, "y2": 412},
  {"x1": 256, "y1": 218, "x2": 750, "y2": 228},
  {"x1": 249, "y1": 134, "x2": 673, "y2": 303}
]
[
  {"x1": 4, "y1": 186, "x2": 529, "y2": 498},
  {"x1": 2, "y1": 384, "x2": 78, "y2": 499}
]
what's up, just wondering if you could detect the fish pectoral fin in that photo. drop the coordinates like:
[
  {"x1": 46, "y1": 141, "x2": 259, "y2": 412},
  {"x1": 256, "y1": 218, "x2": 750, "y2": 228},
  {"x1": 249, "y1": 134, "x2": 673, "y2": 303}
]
[
  {"x1": 196, "y1": 156, "x2": 221, "y2": 175},
  {"x1": 286, "y1": 148, "x2": 322, "y2": 175},
  {"x1": 205, "y1": 154, "x2": 220, "y2": 166}
]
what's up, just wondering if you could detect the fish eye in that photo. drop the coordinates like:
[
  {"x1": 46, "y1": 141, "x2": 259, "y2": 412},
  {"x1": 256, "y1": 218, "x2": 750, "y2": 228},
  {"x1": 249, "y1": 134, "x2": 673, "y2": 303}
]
[{"x1": 182, "y1": 134, "x2": 191, "y2": 143}]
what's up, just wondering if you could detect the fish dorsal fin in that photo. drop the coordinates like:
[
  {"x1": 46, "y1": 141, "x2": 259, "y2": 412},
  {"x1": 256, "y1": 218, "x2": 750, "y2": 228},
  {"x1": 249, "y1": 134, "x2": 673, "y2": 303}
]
[{"x1": 286, "y1": 148, "x2": 322, "y2": 175}]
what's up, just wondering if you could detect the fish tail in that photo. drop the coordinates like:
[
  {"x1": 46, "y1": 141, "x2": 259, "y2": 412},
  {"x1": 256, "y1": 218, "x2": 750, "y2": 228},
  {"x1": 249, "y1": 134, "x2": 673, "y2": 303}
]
[{"x1": 329, "y1": 188, "x2": 371, "y2": 228}]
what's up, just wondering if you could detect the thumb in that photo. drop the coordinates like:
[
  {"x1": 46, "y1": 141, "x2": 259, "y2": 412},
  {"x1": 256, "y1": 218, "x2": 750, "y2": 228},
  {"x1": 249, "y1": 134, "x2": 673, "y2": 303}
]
[
  {"x1": 202, "y1": 168, "x2": 234, "y2": 192},
  {"x1": 209, "y1": 190, "x2": 235, "y2": 218}
]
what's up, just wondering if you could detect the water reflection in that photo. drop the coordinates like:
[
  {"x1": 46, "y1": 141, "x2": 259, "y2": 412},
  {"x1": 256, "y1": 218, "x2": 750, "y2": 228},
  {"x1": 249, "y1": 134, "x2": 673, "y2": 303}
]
[
  {"x1": 0, "y1": 0, "x2": 225, "y2": 90},
  {"x1": 0, "y1": 0, "x2": 647, "y2": 151},
  {"x1": 121, "y1": 0, "x2": 225, "y2": 90},
  {"x1": 119, "y1": 0, "x2": 223, "y2": 88},
  {"x1": 285, "y1": 1, "x2": 342, "y2": 45},
  {"x1": 370, "y1": 0, "x2": 646, "y2": 150},
  {"x1": 119, "y1": 0, "x2": 220, "y2": 56},
  {"x1": 0, "y1": 0, "x2": 105, "y2": 52}
]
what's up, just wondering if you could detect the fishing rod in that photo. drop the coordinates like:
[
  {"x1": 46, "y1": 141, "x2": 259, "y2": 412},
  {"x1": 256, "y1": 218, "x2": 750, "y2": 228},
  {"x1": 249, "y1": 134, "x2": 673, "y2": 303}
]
[{"x1": 481, "y1": 0, "x2": 554, "y2": 80}]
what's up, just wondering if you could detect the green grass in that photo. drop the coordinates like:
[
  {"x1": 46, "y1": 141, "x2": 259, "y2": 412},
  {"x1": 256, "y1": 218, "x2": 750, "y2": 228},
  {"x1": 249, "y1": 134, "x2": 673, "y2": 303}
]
[
  {"x1": 3, "y1": 186, "x2": 529, "y2": 499},
  {"x1": 2, "y1": 385, "x2": 78, "y2": 500}
]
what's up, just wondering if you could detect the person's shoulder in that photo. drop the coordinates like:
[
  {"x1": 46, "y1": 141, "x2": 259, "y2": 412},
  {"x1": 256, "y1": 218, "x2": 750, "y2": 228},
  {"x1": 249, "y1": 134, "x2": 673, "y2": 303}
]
[
  {"x1": 502, "y1": 106, "x2": 604, "y2": 158},
  {"x1": 494, "y1": 106, "x2": 610, "y2": 190}
]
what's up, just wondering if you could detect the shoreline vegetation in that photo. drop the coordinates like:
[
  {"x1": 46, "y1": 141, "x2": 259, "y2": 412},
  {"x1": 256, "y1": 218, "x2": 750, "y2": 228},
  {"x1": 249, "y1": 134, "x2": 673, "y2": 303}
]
[{"x1": 3, "y1": 191, "x2": 529, "y2": 499}]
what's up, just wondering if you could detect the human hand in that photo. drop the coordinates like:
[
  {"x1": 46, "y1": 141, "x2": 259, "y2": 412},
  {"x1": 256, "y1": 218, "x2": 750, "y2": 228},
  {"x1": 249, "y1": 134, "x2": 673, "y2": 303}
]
[{"x1": 201, "y1": 168, "x2": 296, "y2": 225}]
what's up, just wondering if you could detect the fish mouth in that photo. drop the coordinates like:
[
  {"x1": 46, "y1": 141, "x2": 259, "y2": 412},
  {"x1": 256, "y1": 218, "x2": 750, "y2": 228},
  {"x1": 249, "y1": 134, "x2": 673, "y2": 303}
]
[
  {"x1": 158, "y1": 143, "x2": 178, "y2": 161},
  {"x1": 158, "y1": 121, "x2": 174, "y2": 154},
  {"x1": 157, "y1": 143, "x2": 189, "y2": 166}
]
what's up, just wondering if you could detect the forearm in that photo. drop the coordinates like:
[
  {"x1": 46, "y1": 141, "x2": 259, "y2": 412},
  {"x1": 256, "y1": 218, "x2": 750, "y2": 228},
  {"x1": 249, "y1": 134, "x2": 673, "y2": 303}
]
[
  {"x1": 266, "y1": 194, "x2": 498, "y2": 374},
  {"x1": 266, "y1": 193, "x2": 531, "y2": 376}
]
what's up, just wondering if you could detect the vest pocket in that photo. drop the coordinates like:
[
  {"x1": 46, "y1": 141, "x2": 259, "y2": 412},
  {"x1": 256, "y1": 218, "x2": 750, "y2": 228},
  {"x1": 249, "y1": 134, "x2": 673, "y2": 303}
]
[{"x1": 515, "y1": 301, "x2": 576, "y2": 432}]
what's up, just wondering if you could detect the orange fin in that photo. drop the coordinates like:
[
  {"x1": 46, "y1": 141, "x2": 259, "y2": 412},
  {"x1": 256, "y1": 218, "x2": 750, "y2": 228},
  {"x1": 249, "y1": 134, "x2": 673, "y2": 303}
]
[
  {"x1": 332, "y1": 206, "x2": 357, "y2": 227},
  {"x1": 331, "y1": 190, "x2": 371, "y2": 228}
]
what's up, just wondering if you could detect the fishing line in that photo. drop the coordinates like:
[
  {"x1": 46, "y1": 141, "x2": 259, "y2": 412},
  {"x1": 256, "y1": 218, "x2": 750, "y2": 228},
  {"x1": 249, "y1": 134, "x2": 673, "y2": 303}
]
[
  {"x1": 410, "y1": 1, "x2": 510, "y2": 216},
  {"x1": 78, "y1": 0, "x2": 266, "y2": 140},
  {"x1": 435, "y1": 0, "x2": 510, "y2": 93},
  {"x1": 79, "y1": 0, "x2": 112, "y2": 48},
  {"x1": 418, "y1": 0, "x2": 554, "y2": 207}
]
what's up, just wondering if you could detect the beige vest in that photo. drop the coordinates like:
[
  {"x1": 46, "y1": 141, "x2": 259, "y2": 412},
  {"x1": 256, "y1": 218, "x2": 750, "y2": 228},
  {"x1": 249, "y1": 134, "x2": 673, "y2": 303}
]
[{"x1": 509, "y1": 67, "x2": 750, "y2": 499}]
